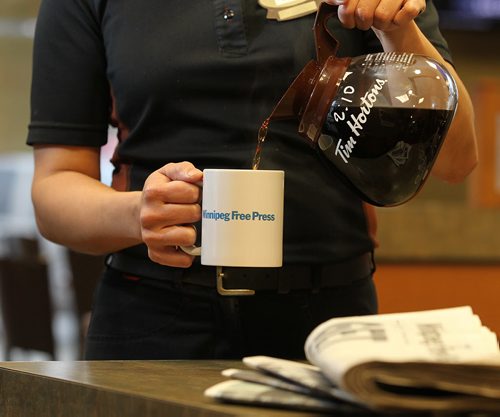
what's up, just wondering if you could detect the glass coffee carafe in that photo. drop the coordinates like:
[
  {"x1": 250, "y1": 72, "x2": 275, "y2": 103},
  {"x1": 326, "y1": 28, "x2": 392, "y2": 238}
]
[{"x1": 266, "y1": 3, "x2": 458, "y2": 207}]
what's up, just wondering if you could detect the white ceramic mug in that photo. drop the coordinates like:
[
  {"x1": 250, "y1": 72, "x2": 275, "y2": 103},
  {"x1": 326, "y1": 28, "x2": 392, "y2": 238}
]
[{"x1": 181, "y1": 169, "x2": 284, "y2": 267}]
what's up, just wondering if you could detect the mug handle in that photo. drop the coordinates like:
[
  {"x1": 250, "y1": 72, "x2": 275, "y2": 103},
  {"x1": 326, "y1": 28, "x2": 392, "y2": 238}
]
[
  {"x1": 179, "y1": 225, "x2": 201, "y2": 256},
  {"x1": 179, "y1": 244, "x2": 201, "y2": 256},
  {"x1": 180, "y1": 180, "x2": 203, "y2": 256}
]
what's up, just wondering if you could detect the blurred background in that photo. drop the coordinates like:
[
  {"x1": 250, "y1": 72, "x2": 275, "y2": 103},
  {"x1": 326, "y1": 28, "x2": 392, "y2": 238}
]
[
  {"x1": 0, "y1": 0, "x2": 499, "y2": 361},
  {"x1": 0, "y1": 0, "x2": 111, "y2": 361}
]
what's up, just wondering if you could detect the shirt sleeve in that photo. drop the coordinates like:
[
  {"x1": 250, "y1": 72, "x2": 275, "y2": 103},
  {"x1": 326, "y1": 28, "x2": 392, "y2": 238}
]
[{"x1": 27, "y1": 0, "x2": 110, "y2": 147}]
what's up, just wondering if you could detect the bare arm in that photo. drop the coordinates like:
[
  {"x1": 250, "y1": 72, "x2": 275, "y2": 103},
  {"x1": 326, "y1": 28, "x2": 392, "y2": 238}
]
[
  {"x1": 32, "y1": 145, "x2": 202, "y2": 267},
  {"x1": 326, "y1": 0, "x2": 478, "y2": 183}
]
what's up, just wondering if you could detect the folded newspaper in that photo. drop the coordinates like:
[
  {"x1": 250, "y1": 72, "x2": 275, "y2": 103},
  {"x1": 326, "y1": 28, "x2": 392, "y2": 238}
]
[{"x1": 205, "y1": 306, "x2": 500, "y2": 413}]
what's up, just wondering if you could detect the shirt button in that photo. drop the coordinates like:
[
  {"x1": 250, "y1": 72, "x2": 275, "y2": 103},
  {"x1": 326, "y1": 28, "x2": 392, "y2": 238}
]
[{"x1": 223, "y1": 8, "x2": 235, "y2": 21}]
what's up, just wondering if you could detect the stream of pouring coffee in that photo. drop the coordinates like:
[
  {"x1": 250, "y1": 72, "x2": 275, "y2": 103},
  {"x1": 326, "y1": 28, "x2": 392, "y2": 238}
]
[{"x1": 251, "y1": 118, "x2": 270, "y2": 170}]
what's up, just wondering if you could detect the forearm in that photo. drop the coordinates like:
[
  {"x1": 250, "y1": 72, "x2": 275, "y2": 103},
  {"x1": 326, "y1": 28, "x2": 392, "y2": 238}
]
[
  {"x1": 374, "y1": 22, "x2": 478, "y2": 182},
  {"x1": 32, "y1": 169, "x2": 142, "y2": 255},
  {"x1": 32, "y1": 146, "x2": 203, "y2": 267}
]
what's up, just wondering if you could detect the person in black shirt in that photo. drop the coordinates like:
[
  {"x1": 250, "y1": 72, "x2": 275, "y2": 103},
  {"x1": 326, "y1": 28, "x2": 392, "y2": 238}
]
[{"x1": 27, "y1": 0, "x2": 477, "y2": 359}]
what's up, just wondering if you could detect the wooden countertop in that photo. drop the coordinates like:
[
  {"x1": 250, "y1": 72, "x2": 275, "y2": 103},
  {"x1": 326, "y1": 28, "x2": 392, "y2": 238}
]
[
  {"x1": 0, "y1": 360, "x2": 481, "y2": 417},
  {"x1": 0, "y1": 360, "x2": 346, "y2": 417}
]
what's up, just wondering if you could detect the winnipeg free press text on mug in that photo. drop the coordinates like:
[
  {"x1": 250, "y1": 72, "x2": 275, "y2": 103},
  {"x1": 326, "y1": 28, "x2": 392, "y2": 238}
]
[{"x1": 181, "y1": 169, "x2": 285, "y2": 267}]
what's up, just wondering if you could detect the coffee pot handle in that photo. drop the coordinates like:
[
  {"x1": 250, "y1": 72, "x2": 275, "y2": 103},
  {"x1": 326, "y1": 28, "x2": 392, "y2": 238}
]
[
  {"x1": 266, "y1": 3, "x2": 344, "y2": 127},
  {"x1": 314, "y1": 2, "x2": 340, "y2": 66}
]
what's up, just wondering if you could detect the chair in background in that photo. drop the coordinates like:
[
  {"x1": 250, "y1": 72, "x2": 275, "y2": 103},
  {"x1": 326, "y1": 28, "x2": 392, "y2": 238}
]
[
  {"x1": 67, "y1": 250, "x2": 104, "y2": 358},
  {"x1": 0, "y1": 238, "x2": 55, "y2": 360}
]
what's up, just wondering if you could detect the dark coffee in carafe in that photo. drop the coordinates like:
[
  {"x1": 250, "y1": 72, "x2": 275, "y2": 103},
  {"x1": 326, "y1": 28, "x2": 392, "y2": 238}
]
[
  {"x1": 318, "y1": 106, "x2": 454, "y2": 206},
  {"x1": 261, "y1": 3, "x2": 458, "y2": 206}
]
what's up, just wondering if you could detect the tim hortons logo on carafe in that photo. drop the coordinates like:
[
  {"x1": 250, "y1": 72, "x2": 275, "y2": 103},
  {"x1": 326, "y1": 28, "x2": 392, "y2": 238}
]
[{"x1": 333, "y1": 78, "x2": 388, "y2": 164}]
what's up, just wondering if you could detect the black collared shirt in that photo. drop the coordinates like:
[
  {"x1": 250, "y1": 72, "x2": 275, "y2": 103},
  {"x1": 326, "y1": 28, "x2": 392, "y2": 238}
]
[{"x1": 28, "y1": 0, "x2": 452, "y2": 272}]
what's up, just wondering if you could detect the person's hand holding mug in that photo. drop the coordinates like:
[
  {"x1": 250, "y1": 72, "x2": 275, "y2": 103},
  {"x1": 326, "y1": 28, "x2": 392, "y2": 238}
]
[
  {"x1": 140, "y1": 161, "x2": 203, "y2": 268},
  {"x1": 140, "y1": 163, "x2": 285, "y2": 269}
]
